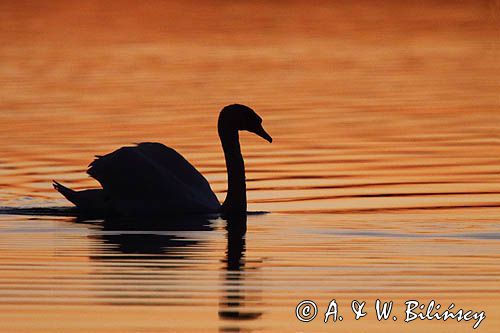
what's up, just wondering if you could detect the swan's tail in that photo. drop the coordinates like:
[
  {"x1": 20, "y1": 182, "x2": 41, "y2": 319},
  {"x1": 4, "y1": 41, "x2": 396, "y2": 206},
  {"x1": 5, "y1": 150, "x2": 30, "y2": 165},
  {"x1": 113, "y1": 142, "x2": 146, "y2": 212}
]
[
  {"x1": 53, "y1": 181, "x2": 108, "y2": 214},
  {"x1": 53, "y1": 181, "x2": 79, "y2": 206}
]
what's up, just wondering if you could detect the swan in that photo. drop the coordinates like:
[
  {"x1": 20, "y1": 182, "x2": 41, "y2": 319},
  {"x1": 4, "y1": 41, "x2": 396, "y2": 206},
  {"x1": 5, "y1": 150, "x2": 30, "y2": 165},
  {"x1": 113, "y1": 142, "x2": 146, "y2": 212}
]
[{"x1": 53, "y1": 104, "x2": 272, "y2": 218}]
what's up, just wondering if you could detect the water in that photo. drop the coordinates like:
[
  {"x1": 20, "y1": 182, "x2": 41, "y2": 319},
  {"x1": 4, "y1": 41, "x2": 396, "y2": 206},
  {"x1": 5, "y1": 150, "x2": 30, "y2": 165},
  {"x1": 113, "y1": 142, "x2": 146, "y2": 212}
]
[{"x1": 1, "y1": 1, "x2": 499, "y2": 332}]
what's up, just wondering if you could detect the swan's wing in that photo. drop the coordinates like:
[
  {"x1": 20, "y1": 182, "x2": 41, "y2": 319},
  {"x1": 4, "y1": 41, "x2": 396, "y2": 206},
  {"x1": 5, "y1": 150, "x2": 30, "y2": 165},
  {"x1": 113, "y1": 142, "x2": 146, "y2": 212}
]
[
  {"x1": 87, "y1": 142, "x2": 220, "y2": 211},
  {"x1": 133, "y1": 143, "x2": 211, "y2": 192}
]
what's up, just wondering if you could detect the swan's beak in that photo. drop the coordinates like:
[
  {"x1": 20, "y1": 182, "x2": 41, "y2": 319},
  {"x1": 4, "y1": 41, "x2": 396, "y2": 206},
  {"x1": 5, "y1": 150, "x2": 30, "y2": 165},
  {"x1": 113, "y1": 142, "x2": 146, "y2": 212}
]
[{"x1": 252, "y1": 124, "x2": 273, "y2": 143}]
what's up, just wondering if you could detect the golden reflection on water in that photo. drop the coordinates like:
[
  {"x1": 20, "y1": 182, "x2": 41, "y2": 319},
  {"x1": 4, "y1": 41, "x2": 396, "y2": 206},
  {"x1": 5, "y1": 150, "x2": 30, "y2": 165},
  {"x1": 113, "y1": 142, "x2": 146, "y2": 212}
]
[{"x1": 0, "y1": 0, "x2": 499, "y2": 332}]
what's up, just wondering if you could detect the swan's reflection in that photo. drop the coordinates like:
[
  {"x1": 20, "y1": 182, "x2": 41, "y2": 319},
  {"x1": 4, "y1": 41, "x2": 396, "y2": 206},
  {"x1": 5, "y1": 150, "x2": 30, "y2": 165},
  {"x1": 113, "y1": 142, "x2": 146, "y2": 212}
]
[
  {"x1": 74, "y1": 213, "x2": 262, "y2": 329},
  {"x1": 82, "y1": 215, "x2": 215, "y2": 261},
  {"x1": 219, "y1": 215, "x2": 262, "y2": 333}
]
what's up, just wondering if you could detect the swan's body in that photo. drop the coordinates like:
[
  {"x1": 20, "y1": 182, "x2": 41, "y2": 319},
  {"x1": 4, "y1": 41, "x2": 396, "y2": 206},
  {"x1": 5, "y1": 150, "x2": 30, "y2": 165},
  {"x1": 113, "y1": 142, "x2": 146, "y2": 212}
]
[
  {"x1": 54, "y1": 143, "x2": 220, "y2": 216},
  {"x1": 53, "y1": 104, "x2": 272, "y2": 218}
]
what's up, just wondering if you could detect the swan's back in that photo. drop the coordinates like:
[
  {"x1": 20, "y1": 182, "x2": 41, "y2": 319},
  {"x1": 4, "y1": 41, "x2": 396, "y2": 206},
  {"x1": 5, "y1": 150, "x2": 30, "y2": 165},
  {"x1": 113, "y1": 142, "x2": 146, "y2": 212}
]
[{"x1": 87, "y1": 142, "x2": 220, "y2": 214}]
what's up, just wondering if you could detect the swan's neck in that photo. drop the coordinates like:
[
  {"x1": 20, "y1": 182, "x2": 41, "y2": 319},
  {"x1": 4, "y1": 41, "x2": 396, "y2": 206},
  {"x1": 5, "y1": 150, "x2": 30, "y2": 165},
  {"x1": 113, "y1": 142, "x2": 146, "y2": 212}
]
[{"x1": 219, "y1": 126, "x2": 247, "y2": 216}]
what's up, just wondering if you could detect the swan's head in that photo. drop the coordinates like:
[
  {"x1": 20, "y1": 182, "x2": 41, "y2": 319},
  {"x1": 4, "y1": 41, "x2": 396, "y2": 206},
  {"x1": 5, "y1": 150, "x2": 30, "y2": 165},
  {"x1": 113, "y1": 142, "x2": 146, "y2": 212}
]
[{"x1": 219, "y1": 104, "x2": 272, "y2": 143}]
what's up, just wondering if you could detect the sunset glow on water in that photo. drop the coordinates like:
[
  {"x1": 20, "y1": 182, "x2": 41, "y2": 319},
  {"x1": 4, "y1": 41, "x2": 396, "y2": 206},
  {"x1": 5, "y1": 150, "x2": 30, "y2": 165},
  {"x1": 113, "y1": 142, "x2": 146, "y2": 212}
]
[{"x1": 0, "y1": 1, "x2": 499, "y2": 332}]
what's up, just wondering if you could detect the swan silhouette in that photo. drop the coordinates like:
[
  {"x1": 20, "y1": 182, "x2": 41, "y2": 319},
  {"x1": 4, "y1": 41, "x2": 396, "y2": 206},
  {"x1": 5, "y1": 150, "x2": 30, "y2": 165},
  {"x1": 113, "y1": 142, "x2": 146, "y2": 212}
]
[{"x1": 53, "y1": 104, "x2": 272, "y2": 217}]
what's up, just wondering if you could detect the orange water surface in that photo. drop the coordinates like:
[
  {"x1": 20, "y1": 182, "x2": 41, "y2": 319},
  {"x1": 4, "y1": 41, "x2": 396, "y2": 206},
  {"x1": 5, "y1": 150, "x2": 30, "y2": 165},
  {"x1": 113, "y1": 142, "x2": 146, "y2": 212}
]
[{"x1": 0, "y1": 1, "x2": 499, "y2": 332}]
